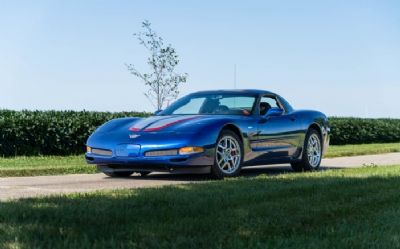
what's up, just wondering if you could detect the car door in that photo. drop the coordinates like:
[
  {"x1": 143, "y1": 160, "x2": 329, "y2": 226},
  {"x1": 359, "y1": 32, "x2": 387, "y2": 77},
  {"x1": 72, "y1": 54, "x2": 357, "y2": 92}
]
[{"x1": 255, "y1": 95, "x2": 300, "y2": 160}]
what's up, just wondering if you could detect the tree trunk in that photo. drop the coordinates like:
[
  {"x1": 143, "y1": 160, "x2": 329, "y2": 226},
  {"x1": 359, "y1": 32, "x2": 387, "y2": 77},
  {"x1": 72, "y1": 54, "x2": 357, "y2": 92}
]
[{"x1": 157, "y1": 82, "x2": 161, "y2": 110}]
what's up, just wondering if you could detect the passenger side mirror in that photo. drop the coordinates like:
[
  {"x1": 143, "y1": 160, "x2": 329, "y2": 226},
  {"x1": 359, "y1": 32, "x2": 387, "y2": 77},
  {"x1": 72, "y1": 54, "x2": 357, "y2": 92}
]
[
  {"x1": 154, "y1": 110, "x2": 163, "y2": 115},
  {"x1": 264, "y1": 107, "x2": 284, "y2": 118}
]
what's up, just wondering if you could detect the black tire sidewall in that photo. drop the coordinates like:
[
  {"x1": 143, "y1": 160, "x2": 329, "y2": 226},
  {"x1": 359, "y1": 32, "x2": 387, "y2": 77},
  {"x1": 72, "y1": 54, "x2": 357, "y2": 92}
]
[
  {"x1": 138, "y1": 171, "x2": 151, "y2": 176},
  {"x1": 290, "y1": 161, "x2": 304, "y2": 172},
  {"x1": 97, "y1": 165, "x2": 134, "y2": 177}
]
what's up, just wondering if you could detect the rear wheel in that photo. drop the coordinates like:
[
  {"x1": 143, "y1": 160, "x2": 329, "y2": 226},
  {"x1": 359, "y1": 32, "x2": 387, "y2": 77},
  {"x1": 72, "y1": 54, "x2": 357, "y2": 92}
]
[
  {"x1": 211, "y1": 130, "x2": 243, "y2": 179},
  {"x1": 291, "y1": 128, "x2": 322, "y2": 172}
]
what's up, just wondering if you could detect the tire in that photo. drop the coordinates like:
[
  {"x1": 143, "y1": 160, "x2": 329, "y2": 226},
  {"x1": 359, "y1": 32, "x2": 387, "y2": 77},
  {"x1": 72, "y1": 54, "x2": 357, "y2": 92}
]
[
  {"x1": 103, "y1": 171, "x2": 134, "y2": 177},
  {"x1": 211, "y1": 130, "x2": 243, "y2": 179},
  {"x1": 97, "y1": 165, "x2": 134, "y2": 177},
  {"x1": 291, "y1": 128, "x2": 322, "y2": 172},
  {"x1": 290, "y1": 161, "x2": 303, "y2": 172},
  {"x1": 138, "y1": 171, "x2": 151, "y2": 177}
]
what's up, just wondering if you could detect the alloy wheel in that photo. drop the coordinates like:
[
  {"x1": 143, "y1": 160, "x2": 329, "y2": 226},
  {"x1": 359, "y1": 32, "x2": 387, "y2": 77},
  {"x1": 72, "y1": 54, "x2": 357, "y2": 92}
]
[
  {"x1": 307, "y1": 133, "x2": 321, "y2": 168},
  {"x1": 216, "y1": 136, "x2": 241, "y2": 174}
]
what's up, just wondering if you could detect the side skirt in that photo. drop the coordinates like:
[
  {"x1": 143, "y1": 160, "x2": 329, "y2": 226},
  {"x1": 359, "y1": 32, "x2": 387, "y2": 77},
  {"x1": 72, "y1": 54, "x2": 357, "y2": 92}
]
[{"x1": 97, "y1": 165, "x2": 211, "y2": 174}]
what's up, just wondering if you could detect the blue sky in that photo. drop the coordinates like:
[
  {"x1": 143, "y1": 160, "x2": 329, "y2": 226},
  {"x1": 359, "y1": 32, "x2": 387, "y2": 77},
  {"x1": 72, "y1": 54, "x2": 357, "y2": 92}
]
[{"x1": 0, "y1": 0, "x2": 399, "y2": 117}]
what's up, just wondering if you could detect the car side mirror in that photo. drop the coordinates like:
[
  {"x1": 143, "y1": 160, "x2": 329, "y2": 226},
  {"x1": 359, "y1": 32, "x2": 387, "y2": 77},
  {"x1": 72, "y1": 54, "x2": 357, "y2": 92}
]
[
  {"x1": 264, "y1": 108, "x2": 284, "y2": 118},
  {"x1": 154, "y1": 110, "x2": 163, "y2": 115}
]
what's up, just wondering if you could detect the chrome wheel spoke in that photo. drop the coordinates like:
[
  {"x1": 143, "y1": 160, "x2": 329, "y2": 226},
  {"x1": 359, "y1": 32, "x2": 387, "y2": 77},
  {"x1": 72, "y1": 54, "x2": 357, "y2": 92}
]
[
  {"x1": 307, "y1": 134, "x2": 321, "y2": 168},
  {"x1": 218, "y1": 144, "x2": 225, "y2": 150},
  {"x1": 216, "y1": 135, "x2": 241, "y2": 174}
]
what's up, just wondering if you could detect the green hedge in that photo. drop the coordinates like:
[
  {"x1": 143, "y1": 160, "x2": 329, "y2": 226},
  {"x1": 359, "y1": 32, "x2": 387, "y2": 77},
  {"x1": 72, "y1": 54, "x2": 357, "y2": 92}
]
[
  {"x1": 0, "y1": 110, "x2": 150, "y2": 156},
  {"x1": 0, "y1": 110, "x2": 399, "y2": 156},
  {"x1": 329, "y1": 117, "x2": 400, "y2": 145}
]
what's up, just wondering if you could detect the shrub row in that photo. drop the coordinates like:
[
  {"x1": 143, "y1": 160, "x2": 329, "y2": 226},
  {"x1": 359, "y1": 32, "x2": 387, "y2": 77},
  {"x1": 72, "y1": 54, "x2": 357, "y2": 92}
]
[
  {"x1": 0, "y1": 110, "x2": 399, "y2": 156},
  {"x1": 0, "y1": 110, "x2": 150, "y2": 156},
  {"x1": 329, "y1": 117, "x2": 400, "y2": 145}
]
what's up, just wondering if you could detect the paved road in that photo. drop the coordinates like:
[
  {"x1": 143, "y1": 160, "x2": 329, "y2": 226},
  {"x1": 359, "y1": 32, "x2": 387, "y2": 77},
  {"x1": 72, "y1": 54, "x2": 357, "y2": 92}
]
[{"x1": 1, "y1": 153, "x2": 400, "y2": 201}]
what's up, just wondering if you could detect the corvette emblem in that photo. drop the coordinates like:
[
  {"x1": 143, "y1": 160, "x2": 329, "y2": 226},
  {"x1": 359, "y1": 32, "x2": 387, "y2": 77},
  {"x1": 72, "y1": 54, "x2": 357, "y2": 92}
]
[{"x1": 129, "y1": 134, "x2": 140, "y2": 139}]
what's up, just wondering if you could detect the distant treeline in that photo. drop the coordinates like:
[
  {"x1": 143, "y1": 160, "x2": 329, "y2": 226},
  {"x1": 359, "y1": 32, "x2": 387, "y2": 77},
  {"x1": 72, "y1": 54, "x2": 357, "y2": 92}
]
[{"x1": 0, "y1": 110, "x2": 399, "y2": 156}]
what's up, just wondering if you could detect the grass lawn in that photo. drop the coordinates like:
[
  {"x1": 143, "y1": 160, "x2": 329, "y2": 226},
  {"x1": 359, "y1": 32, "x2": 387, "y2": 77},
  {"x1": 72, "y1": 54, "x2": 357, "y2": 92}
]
[
  {"x1": 0, "y1": 155, "x2": 96, "y2": 177},
  {"x1": 0, "y1": 142, "x2": 399, "y2": 177},
  {"x1": 1, "y1": 165, "x2": 400, "y2": 248},
  {"x1": 325, "y1": 142, "x2": 400, "y2": 158}
]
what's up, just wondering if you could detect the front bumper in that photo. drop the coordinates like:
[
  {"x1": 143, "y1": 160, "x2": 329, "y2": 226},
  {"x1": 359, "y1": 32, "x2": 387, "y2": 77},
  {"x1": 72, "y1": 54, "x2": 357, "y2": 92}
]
[{"x1": 85, "y1": 147, "x2": 215, "y2": 169}]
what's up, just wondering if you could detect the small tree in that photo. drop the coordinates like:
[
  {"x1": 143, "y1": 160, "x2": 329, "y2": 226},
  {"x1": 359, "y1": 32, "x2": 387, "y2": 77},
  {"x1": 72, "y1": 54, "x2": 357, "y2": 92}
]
[{"x1": 126, "y1": 20, "x2": 187, "y2": 110}]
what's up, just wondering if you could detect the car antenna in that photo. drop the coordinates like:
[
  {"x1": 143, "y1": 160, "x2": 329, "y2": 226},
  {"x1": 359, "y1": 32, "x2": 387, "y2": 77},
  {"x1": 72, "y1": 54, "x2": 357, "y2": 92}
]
[{"x1": 233, "y1": 64, "x2": 237, "y2": 89}]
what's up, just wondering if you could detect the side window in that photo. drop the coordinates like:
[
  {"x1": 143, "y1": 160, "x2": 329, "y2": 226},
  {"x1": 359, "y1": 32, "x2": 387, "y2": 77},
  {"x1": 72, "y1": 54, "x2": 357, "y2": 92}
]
[
  {"x1": 219, "y1": 97, "x2": 255, "y2": 111},
  {"x1": 259, "y1": 96, "x2": 279, "y2": 115}
]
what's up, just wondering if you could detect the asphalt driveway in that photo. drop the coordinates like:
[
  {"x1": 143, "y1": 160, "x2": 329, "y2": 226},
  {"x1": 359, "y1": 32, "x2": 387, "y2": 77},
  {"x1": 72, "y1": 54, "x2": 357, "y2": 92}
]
[{"x1": 1, "y1": 153, "x2": 400, "y2": 201}]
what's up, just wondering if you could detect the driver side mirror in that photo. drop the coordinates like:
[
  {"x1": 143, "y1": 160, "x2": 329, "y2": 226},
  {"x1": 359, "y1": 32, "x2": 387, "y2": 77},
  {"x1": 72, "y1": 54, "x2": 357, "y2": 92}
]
[
  {"x1": 264, "y1": 107, "x2": 284, "y2": 118},
  {"x1": 154, "y1": 110, "x2": 163, "y2": 115}
]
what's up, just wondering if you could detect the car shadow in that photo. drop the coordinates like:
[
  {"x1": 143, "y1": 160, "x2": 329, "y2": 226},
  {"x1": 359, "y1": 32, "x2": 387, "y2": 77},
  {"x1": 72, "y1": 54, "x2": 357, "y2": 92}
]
[{"x1": 109, "y1": 164, "x2": 347, "y2": 182}]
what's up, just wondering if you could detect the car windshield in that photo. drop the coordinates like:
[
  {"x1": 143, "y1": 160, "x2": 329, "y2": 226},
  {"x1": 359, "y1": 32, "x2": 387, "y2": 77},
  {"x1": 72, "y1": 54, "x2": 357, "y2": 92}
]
[{"x1": 161, "y1": 93, "x2": 257, "y2": 115}]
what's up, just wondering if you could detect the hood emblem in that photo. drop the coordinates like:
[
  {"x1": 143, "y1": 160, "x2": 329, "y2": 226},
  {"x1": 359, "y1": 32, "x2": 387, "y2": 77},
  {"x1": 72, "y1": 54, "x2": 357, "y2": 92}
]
[{"x1": 129, "y1": 134, "x2": 140, "y2": 139}]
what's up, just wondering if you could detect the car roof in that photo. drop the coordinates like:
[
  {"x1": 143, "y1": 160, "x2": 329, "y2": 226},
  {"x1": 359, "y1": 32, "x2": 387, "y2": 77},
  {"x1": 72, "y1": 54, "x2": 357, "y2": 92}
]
[{"x1": 190, "y1": 89, "x2": 277, "y2": 96}]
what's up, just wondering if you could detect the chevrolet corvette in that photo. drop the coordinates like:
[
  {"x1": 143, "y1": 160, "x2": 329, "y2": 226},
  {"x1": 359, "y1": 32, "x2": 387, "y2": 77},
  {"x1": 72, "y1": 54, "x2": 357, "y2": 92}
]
[{"x1": 86, "y1": 89, "x2": 330, "y2": 179}]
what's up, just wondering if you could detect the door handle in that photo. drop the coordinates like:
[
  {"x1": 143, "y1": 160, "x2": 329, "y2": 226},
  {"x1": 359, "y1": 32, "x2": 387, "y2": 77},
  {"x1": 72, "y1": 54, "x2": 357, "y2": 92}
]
[{"x1": 289, "y1": 116, "x2": 296, "y2": 121}]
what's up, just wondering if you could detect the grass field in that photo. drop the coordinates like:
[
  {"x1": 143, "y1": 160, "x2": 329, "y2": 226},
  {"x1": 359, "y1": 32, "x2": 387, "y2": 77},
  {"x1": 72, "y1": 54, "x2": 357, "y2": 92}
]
[
  {"x1": 0, "y1": 142, "x2": 399, "y2": 177},
  {"x1": 325, "y1": 142, "x2": 400, "y2": 158},
  {"x1": 0, "y1": 155, "x2": 95, "y2": 177},
  {"x1": 1, "y1": 165, "x2": 400, "y2": 248}
]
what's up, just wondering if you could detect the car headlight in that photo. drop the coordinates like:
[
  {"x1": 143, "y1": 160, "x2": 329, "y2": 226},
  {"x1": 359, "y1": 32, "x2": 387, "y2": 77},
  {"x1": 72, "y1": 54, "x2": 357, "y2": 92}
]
[
  {"x1": 86, "y1": 146, "x2": 92, "y2": 153},
  {"x1": 178, "y1": 146, "x2": 204, "y2": 155}
]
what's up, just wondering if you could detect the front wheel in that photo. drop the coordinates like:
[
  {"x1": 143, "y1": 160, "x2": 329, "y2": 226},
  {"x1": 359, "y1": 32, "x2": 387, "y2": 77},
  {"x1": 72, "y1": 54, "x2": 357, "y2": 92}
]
[
  {"x1": 291, "y1": 128, "x2": 322, "y2": 172},
  {"x1": 211, "y1": 130, "x2": 243, "y2": 179}
]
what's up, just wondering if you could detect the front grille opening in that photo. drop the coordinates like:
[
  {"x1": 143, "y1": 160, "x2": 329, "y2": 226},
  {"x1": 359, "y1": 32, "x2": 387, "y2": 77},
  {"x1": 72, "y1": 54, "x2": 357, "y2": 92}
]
[
  {"x1": 145, "y1": 149, "x2": 178, "y2": 157},
  {"x1": 91, "y1": 148, "x2": 113, "y2": 156}
]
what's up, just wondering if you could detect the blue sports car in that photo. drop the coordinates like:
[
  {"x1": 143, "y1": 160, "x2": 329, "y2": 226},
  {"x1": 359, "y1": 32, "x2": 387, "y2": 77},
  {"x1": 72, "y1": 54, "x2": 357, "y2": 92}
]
[{"x1": 86, "y1": 89, "x2": 330, "y2": 179}]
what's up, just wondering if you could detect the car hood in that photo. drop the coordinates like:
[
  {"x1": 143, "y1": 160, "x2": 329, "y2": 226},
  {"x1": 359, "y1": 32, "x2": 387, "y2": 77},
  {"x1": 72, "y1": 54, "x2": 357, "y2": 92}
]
[
  {"x1": 127, "y1": 115, "x2": 215, "y2": 132},
  {"x1": 88, "y1": 115, "x2": 237, "y2": 149},
  {"x1": 92, "y1": 114, "x2": 239, "y2": 138}
]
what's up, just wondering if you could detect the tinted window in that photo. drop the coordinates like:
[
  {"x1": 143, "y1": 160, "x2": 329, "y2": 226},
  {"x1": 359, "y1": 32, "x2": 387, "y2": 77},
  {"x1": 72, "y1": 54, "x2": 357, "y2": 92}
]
[
  {"x1": 162, "y1": 94, "x2": 257, "y2": 115},
  {"x1": 259, "y1": 96, "x2": 279, "y2": 115}
]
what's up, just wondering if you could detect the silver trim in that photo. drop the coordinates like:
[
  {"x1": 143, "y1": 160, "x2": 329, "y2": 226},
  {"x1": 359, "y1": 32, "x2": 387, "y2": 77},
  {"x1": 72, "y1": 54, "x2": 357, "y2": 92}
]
[
  {"x1": 307, "y1": 134, "x2": 321, "y2": 168},
  {"x1": 216, "y1": 135, "x2": 241, "y2": 174},
  {"x1": 92, "y1": 148, "x2": 113, "y2": 156},
  {"x1": 145, "y1": 149, "x2": 178, "y2": 157}
]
